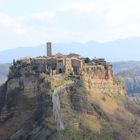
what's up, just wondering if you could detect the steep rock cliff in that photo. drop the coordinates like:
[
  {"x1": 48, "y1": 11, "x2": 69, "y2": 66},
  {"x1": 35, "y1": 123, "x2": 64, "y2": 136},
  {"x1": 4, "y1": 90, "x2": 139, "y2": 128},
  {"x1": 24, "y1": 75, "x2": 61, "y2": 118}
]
[
  {"x1": 0, "y1": 59, "x2": 140, "y2": 140},
  {"x1": 0, "y1": 68, "x2": 53, "y2": 140}
]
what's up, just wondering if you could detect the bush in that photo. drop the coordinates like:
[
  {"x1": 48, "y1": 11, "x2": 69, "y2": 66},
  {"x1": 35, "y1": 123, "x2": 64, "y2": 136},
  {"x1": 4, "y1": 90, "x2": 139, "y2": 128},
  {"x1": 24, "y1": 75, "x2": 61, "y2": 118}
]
[
  {"x1": 85, "y1": 57, "x2": 91, "y2": 63},
  {"x1": 113, "y1": 77, "x2": 123, "y2": 85}
]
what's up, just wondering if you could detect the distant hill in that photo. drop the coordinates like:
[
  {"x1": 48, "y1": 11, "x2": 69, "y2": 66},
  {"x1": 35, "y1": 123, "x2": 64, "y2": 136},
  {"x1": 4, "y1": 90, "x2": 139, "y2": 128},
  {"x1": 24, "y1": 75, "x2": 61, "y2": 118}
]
[
  {"x1": 112, "y1": 61, "x2": 140, "y2": 74},
  {"x1": 113, "y1": 61, "x2": 140, "y2": 96},
  {"x1": 0, "y1": 63, "x2": 11, "y2": 85},
  {"x1": 0, "y1": 63, "x2": 10, "y2": 77},
  {"x1": 1, "y1": 37, "x2": 140, "y2": 63}
]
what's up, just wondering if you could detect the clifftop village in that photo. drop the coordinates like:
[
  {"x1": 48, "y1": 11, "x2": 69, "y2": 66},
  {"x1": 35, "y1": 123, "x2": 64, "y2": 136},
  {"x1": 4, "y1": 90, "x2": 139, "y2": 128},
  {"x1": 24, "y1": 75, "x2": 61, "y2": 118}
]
[{"x1": 10, "y1": 42, "x2": 113, "y2": 80}]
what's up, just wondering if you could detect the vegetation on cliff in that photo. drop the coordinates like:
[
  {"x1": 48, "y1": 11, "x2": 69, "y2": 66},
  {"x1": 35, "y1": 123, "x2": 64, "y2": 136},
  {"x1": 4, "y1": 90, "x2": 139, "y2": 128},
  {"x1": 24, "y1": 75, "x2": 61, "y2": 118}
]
[{"x1": 0, "y1": 59, "x2": 140, "y2": 140}]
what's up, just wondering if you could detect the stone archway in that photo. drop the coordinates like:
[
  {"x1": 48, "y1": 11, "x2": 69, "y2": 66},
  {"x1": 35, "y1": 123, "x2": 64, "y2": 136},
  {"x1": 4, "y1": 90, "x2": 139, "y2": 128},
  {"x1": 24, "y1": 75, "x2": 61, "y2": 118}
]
[{"x1": 59, "y1": 68, "x2": 62, "y2": 73}]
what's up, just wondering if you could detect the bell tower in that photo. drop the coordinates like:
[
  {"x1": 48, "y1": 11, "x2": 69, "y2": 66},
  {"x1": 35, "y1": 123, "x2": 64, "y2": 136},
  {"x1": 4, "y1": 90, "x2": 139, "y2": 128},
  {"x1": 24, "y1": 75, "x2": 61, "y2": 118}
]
[{"x1": 47, "y1": 42, "x2": 52, "y2": 57}]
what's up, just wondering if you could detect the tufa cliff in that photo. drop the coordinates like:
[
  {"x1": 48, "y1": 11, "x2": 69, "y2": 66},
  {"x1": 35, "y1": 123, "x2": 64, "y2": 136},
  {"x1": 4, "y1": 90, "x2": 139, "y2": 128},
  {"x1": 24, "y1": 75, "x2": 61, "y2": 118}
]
[{"x1": 0, "y1": 56, "x2": 140, "y2": 140}]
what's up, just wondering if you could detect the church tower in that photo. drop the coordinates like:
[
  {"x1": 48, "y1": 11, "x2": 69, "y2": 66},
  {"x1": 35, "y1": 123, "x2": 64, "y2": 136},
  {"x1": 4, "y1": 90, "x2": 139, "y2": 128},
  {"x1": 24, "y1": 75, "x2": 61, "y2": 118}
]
[{"x1": 47, "y1": 42, "x2": 52, "y2": 57}]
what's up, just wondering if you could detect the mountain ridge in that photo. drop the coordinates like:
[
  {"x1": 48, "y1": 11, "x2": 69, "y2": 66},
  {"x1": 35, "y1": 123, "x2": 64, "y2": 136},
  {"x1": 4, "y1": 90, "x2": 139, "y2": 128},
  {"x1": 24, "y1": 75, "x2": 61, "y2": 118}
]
[
  {"x1": 113, "y1": 62, "x2": 140, "y2": 97},
  {"x1": 1, "y1": 37, "x2": 140, "y2": 63}
]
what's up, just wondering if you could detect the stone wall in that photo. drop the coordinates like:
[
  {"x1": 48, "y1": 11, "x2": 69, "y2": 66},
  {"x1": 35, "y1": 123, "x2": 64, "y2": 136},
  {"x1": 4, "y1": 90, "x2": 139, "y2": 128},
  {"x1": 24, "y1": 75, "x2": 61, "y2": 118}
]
[{"x1": 83, "y1": 64, "x2": 113, "y2": 80}]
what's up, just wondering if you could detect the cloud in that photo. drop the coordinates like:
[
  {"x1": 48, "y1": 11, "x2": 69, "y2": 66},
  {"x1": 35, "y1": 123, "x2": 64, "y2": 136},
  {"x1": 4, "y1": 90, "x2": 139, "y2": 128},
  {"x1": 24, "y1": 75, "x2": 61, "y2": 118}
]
[
  {"x1": 1, "y1": 0, "x2": 140, "y2": 51},
  {"x1": 62, "y1": 1, "x2": 140, "y2": 27},
  {"x1": 63, "y1": 3, "x2": 98, "y2": 14},
  {"x1": 21, "y1": 11, "x2": 55, "y2": 21},
  {"x1": 0, "y1": 12, "x2": 27, "y2": 35},
  {"x1": 0, "y1": 10, "x2": 55, "y2": 36}
]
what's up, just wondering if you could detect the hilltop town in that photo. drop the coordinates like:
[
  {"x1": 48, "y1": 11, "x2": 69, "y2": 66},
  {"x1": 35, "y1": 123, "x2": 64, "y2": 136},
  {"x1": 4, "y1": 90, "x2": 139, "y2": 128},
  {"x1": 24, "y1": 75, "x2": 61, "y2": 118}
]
[
  {"x1": 9, "y1": 42, "x2": 113, "y2": 81},
  {"x1": 1, "y1": 42, "x2": 140, "y2": 140}
]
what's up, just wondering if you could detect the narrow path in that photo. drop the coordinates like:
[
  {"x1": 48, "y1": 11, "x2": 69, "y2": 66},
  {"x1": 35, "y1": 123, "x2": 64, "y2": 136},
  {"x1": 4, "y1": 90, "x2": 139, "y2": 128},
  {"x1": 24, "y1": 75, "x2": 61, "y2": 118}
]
[{"x1": 52, "y1": 81, "x2": 74, "y2": 130}]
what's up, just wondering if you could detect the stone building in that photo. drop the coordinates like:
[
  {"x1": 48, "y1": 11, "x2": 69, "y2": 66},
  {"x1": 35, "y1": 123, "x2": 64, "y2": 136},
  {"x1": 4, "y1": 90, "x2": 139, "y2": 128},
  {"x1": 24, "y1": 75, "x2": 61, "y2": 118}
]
[
  {"x1": 10, "y1": 42, "x2": 113, "y2": 80},
  {"x1": 45, "y1": 42, "x2": 83, "y2": 75},
  {"x1": 56, "y1": 58, "x2": 65, "y2": 74}
]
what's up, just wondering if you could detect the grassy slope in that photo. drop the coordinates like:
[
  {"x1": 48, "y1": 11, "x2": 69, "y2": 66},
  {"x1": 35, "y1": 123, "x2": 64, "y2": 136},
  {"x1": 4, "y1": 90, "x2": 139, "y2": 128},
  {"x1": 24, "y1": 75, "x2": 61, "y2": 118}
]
[{"x1": 55, "y1": 76, "x2": 140, "y2": 140}]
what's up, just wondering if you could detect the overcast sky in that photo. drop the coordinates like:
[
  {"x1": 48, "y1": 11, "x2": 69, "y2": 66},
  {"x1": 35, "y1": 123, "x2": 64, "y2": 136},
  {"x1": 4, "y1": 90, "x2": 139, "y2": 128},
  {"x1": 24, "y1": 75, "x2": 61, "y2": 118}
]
[{"x1": 0, "y1": 0, "x2": 140, "y2": 51}]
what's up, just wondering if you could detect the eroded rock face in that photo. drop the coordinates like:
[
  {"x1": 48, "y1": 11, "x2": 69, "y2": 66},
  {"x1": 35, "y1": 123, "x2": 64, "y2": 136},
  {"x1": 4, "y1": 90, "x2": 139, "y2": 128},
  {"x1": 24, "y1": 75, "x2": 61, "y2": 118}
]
[
  {"x1": 0, "y1": 71, "x2": 53, "y2": 140},
  {"x1": 7, "y1": 78, "x2": 20, "y2": 92},
  {"x1": 0, "y1": 57, "x2": 140, "y2": 140},
  {"x1": 82, "y1": 64, "x2": 125, "y2": 98},
  {"x1": 84, "y1": 65, "x2": 113, "y2": 80}
]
